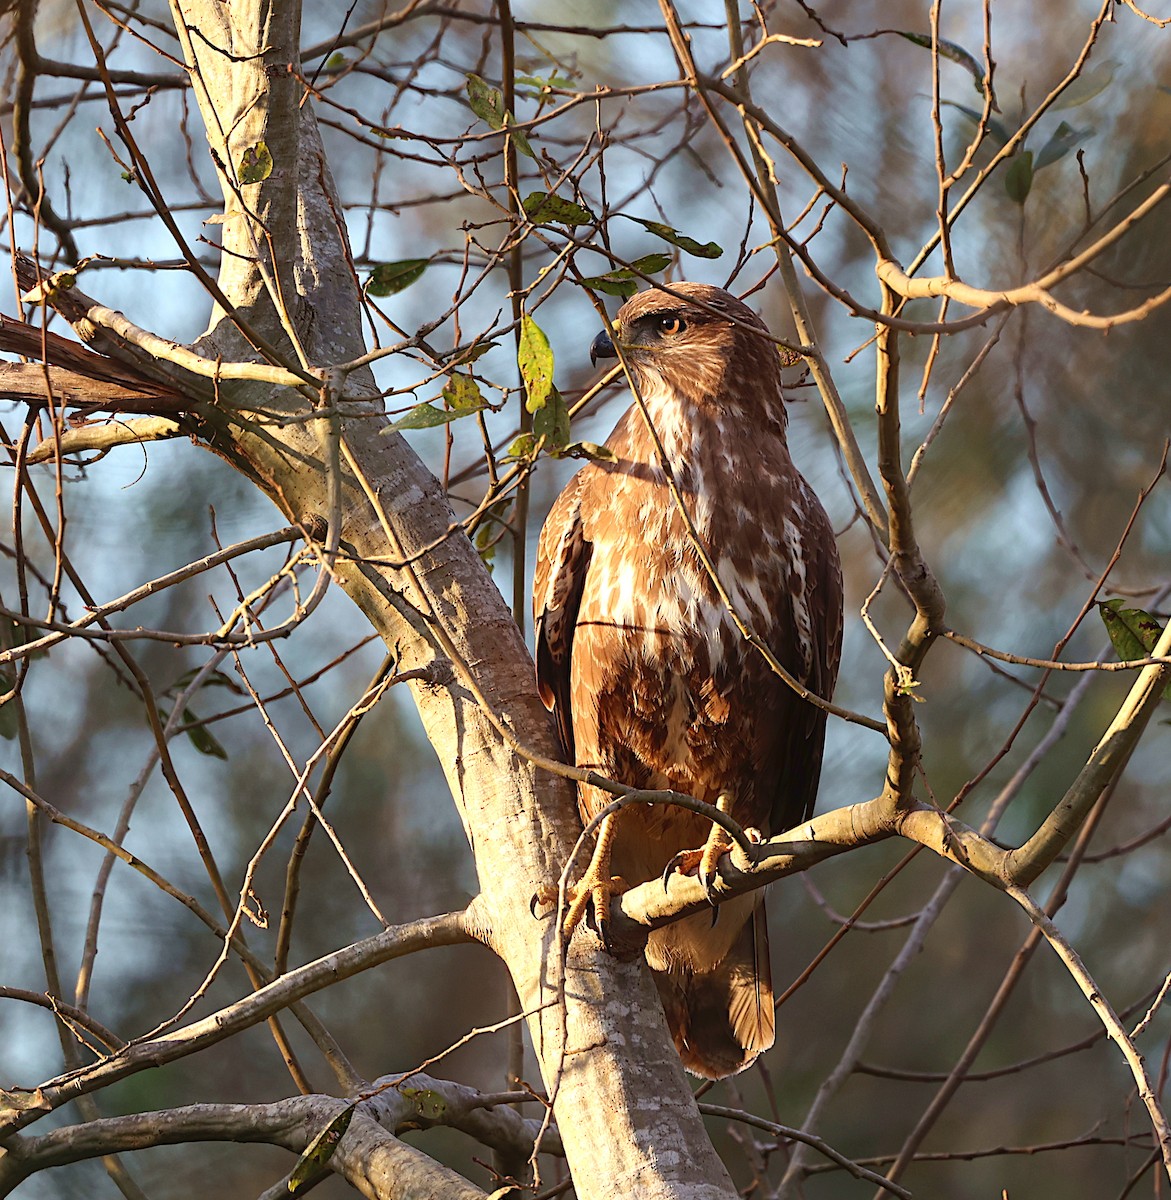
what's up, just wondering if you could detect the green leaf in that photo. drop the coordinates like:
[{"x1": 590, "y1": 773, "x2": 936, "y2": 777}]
[
  {"x1": 475, "y1": 523, "x2": 497, "y2": 572},
  {"x1": 1004, "y1": 150, "x2": 1034, "y2": 204},
  {"x1": 238, "y1": 142, "x2": 273, "y2": 185},
  {"x1": 522, "y1": 191, "x2": 596, "y2": 227},
  {"x1": 169, "y1": 667, "x2": 243, "y2": 696},
  {"x1": 442, "y1": 373, "x2": 484, "y2": 411},
  {"x1": 385, "y1": 401, "x2": 486, "y2": 433},
  {"x1": 533, "y1": 386, "x2": 570, "y2": 450},
  {"x1": 1099, "y1": 600, "x2": 1169, "y2": 698},
  {"x1": 629, "y1": 253, "x2": 672, "y2": 274},
  {"x1": 557, "y1": 440, "x2": 617, "y2": 462},
  {"x1": 1053, "y1": 61, "x2": 1115, "y2": 110},
  {"x1": 1034, "y1": 121, "x2": 1092, "y2": 170},
  {"x1": 578, "y1": 274, "x2": 638, "y2": 298},
  {"x1": 181, "y1": 709, "x2": 228, "y2": 760},
  {"x1": 897, "y1": 32, "x2": 993, "y2": 102},
  {"x1": 443, "y1": 339, "x2": 498, "y2": 364},
  {"x1": 579, "y1": 253, "x2": 672, "y2": 296},
  {"x1": 465, "y1": 74, "x2": 533, "y2": 156},
  {"x1": 472, "y1": 499, "x2": 512, "y2": 573},
  {"x1": 630, "y1": 218, "x2": 722, "y2": 259},
  {"x1": 0, "y1": 696, "x2": 17, "y2": 740},
  {"x1": 466, "y1": 74, "x2": 505, "y2": 129},
  {"x1": 503, "y1": 113, "x2": 535, "y2": 160},
  {"x1": 518, "y1": 315, "x2": 555, "y2": 414},
  {"x1": 941, "y1": 100, "x2": 1011, "y2": 148},
  {"x1": 514, "y1": 73, "x2": 576, "y2": 95},
  {"x1": 288, "y1": 1105, "x2": 355, "y2": 1195},
  {"x1": 367, "y1": 259, "x2": 429, "y2": 297}
]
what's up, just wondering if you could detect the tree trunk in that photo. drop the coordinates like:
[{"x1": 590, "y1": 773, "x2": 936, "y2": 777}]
[{"x1": 165, "y1": 2, "x2": 737, "y2": 1195}]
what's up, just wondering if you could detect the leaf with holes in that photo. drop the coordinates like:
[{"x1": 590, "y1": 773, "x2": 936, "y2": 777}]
[
  {"x1": 1099, "y1": 599, "x2": 1169, "y2": 698},
  {"x1": 442, "y1": 373, "x2": 484, "y2": 411},
  {"x1": 367, "y1": 259, "x2": 429, "y2": 297},
  {"x1": 518, "y1": 315, "x2": 555, "y2": 414},
  {"x1": 522, "y1": 191, "x2": 596, "y2": 227},
  {"x1": 239, "y1": 142, "x2": 273, "y2": 185},
  {"x1": 629, "y1": 218, "x2": 722, "y2": 259}
]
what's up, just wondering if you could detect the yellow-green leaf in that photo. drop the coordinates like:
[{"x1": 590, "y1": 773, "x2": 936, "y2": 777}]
[
  {"x1": 505, "y1": 433, "x2": 538, "y2": 460},
  {"x1": 518, "y1": 315, "x2": 554, "y2": 414},
  {"x1": 367, "y1": 259, "x2": 429, "y2": 297},
  {"x1": 442, "y1": 373, "x2": 483, "y2": 411},
  {"x1": 558, "y1": 440, "x2": 616, "y2": 462},
  {"x1": 239, "y1": 142, "x2": 273, "y2": 185},
  {"x1": 288, "y1": 1105, "x2": 355, "y2": 1195}
]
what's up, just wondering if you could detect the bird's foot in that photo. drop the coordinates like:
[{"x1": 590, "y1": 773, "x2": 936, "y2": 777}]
[
  {"x1": 530, "y1": 814, "x2": 630, "y2": 953},
  {"x1": 662, "y1": 825, "x2": 762, "y2": 908}
]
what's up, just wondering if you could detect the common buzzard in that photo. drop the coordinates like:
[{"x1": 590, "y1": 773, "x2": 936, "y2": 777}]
[{"x1": 533, "y1": 283, "x2": 842, "y2": 1078}]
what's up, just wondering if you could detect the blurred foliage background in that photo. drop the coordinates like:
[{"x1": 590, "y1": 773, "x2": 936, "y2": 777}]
[{"x1": 1, "y1": 1, "x2": 1169, "y2": 1197}]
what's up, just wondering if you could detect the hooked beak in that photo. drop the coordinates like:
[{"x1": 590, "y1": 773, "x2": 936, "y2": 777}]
[{"x1": 590, "y1": 328, "x2": 617, "y2": 367}]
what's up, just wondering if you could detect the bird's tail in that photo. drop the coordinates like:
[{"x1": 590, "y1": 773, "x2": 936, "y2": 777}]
[{"x1": 654, "y1": 905, "x2": 775, "y2": 1079}]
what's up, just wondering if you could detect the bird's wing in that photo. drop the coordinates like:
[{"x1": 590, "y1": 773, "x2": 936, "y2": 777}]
[
  {"x1": 763, "y1": 483, "x2": 844, "y2": 833},
  {"x1": 533, "y1": 474, "x2": 592, "y2": 762}
]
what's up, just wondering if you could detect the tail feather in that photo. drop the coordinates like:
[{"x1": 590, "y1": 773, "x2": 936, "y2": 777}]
[{"x1": 654, "y1": 905, "x2": 774, "y2": 1079}]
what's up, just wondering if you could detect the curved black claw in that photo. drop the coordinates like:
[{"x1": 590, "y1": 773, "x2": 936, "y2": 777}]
[
  {"x1": 530, "y1": 890, "x2": 551, "y2": 919},
  {"x1": 661, "y1": 850, "x2": 689, "y2": 892},
  {"x1": 596, "y1": 912, "x2": 615, "y2": 956},
  {"x1": 698, "y1": 865, "x2": 722, "y2": 916}
]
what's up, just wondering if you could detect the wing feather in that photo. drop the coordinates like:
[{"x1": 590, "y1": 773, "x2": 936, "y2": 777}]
[{"x1": 533, "y1": 475, "x2": 592, "y2": 761}]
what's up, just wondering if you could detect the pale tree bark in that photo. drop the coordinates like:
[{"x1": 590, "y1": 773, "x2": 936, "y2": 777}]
[{"x1": 129, "y1": 2, "x2": 741, "y2": 1196}]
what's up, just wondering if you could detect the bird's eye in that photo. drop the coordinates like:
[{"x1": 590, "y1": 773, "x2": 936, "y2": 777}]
[{"x1": 656, "y1": 315, "x2": 686, "y2": 336}]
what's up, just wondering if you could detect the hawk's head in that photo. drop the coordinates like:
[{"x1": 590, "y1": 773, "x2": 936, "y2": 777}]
[{"x1": 590, "y1": 282, "x2": 783, "y2": 415}]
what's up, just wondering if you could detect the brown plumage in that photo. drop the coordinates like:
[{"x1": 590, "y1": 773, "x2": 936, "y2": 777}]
[{"x1": 533, "y1": 283, "x2": 842, "y2": 1078}]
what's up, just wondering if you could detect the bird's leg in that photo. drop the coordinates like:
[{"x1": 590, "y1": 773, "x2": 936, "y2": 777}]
[
  {"x1": 662, "y1": 792, "x2": 756, "y2": 907},
  {"x1": 555, "y1": 811, "x2": 627, "y2": 950}
]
